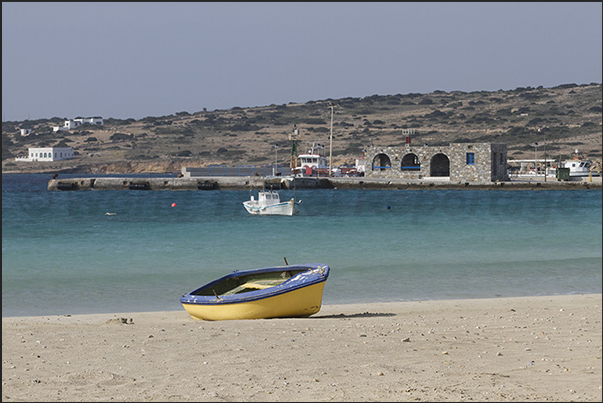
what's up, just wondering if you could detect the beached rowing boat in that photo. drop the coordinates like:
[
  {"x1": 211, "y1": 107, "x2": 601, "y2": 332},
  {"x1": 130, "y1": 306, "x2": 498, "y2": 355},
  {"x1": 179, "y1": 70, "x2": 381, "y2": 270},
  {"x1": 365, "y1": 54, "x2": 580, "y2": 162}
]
[{"x1": 180, "y1": 263, "x2": 330, "y2": 320}]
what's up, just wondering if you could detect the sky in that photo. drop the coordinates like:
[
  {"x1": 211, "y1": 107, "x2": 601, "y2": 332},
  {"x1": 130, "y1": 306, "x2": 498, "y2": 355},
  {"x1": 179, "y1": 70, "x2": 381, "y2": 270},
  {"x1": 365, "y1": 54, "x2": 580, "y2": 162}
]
[{"x1": 2, "y1": 2, "x2": 602, "y2": 122}]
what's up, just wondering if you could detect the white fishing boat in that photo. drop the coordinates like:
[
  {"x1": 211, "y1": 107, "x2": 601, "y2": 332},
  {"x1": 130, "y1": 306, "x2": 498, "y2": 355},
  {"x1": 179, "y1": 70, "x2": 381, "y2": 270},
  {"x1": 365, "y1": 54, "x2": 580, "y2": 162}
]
[
  {"x1": 509, "y1": 149, "x2": 600, "y2": 180},
  {"x1": 243, "y1": 189, "x2": 301, "y2": 216},
  {"x1": 559, "y1": 157, "x2": 599, "y2": 177},
  {"x1": 293, "y1": 141, "x2": 329, "y2": 176}
]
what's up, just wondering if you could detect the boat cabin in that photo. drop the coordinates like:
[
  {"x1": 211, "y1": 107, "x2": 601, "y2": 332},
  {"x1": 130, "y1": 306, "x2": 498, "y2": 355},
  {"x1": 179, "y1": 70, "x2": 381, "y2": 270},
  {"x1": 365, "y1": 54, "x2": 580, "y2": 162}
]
[
  {"x1": 251, "y1": 190, "x2": 281, "y2": 206},
  {"x1": 294, "y1": 141, "x2": 329, "y2": 176},
  {"x1": 294, "y1": 153, "x2": 329, "y2": 176},
  {"x1": 298, "y1": 154, "x2": 327, "y2": 167},
  {"x1": 560, "y1": 159, "x2": 591, "y2": 172}
]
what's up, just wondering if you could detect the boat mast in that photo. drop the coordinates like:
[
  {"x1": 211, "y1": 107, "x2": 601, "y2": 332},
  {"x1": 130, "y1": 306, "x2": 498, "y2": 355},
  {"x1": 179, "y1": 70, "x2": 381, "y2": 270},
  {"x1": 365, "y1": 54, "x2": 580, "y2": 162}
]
[{"x1": 293, "y1": 170, "x2": 297, "y2": 203}]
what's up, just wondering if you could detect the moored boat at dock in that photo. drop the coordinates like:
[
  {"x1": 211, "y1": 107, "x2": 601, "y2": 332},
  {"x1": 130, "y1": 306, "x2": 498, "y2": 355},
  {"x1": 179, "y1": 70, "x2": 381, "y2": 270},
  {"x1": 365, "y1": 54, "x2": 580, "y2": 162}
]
[
  {"x1": 293, "y1": 141, "x2": 330, "y2": 177},
  {"x1": 559, "y1": 157, "x2": 600, "y2": 177}
]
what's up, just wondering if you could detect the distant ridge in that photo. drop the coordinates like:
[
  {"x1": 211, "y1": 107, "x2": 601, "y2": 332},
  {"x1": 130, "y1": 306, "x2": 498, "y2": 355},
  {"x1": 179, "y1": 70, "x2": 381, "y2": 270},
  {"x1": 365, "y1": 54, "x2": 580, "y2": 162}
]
[{"x1": 2, "y1": 83, "x2": 601, "y2": 174}]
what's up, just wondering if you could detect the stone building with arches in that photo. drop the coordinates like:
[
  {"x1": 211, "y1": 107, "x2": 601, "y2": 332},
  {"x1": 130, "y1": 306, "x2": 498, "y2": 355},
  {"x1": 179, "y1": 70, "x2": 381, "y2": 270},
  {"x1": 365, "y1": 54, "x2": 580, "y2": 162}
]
[{"x1": 364, "y1": 143, "x2": 508, "y2": 183}]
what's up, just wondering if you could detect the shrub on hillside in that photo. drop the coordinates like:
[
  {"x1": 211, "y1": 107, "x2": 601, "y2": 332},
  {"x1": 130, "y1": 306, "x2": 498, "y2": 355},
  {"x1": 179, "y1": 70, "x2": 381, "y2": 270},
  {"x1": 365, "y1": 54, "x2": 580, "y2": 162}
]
[{"x1": 110, "y1": 133, "x2": 133, "y2": 141}]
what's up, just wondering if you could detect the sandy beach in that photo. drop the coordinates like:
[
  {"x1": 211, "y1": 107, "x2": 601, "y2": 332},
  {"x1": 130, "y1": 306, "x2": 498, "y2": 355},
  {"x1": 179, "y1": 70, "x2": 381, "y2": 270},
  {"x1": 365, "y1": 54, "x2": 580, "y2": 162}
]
[{"x1": 2, "y1": 294, "x2": 601, "y2": 402}]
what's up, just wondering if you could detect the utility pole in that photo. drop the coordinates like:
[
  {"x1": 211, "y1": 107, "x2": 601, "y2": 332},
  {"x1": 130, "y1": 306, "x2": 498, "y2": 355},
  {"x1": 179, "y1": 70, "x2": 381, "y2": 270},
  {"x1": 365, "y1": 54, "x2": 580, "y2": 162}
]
[
  {"x1": 534, "y1": 142, "x2": 538, "y2": 178},
  {"x1": 273, "y1": 144, "x2": 279, "y2": 176},
  {"x1": 542, "y1": 129, "x2": 547, "y2": 182},
  {"x1": 329, "y1": 103, "x2": 334, "y2": 177}
]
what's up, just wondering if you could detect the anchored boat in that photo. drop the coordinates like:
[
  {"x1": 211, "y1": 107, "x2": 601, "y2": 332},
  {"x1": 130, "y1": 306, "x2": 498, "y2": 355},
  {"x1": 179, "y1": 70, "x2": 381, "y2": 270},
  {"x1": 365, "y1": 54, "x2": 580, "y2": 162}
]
[
  {"x1": 243, "y1": 189, "x2": 301, "y2": 215},
  {"x1": 180, "y1": 263, "x2": 330, "y2": 321}
]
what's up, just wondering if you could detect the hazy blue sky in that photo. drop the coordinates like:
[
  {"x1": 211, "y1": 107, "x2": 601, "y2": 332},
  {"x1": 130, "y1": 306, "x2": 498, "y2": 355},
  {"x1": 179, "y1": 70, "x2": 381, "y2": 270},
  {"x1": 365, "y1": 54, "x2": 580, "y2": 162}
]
[{"x1": 2, "y1": 2, "x2": 602, "y2": 122}]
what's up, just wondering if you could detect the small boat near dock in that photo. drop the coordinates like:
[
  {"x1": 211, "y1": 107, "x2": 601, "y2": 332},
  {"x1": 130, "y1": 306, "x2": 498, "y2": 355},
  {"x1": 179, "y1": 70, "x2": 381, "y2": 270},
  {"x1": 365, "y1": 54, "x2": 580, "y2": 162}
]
[
  {"x1": 180, "y1": 263, "x2": 330, "y2": 320},
  {"x1": 293, "y1": 141, "x2": 330, "y2": 177},
  {"x1": 559, "y1": 157, "x2": 599, "y2": 177}
]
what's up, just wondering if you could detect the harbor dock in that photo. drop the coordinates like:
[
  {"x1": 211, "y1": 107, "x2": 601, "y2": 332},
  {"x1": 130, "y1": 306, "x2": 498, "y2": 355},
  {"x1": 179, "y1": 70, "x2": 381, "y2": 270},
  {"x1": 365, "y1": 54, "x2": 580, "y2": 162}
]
[{"x1": 47, "y1": 175, "x2": 601, "y2": 191}]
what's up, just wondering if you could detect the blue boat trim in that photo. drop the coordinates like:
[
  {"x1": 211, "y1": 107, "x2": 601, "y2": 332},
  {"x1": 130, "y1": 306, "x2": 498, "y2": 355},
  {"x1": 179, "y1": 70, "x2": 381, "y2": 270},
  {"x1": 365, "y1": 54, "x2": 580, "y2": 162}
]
[
  {"x1": 180, "y1": 263, "x2": 329, "y2": 306},
  {"x1": 245, "y1": 202, "x2": 290, "y2": 210}
]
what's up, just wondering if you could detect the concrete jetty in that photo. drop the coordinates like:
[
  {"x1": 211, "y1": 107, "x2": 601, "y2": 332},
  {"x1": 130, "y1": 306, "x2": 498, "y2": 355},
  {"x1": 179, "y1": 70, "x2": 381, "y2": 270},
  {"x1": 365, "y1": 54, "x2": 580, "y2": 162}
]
[
  {"x1": 48, "y1": 176, "x2": 258, "y2": 191},
  {"x1": 47, "y1": 175, "x2": 601, "y2": 191}
]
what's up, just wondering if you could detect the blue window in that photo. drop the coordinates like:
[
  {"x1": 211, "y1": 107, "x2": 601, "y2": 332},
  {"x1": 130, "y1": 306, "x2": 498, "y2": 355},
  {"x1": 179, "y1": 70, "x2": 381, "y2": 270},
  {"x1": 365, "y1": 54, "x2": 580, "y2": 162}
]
[{"x1": 466, "y1": 153, "x2": 475, "y2": 165}]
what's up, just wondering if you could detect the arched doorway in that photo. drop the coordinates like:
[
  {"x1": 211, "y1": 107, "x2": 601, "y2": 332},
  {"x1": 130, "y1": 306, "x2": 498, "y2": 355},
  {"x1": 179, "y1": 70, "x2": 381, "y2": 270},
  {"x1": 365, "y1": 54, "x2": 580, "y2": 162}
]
[
  {"x1": 430, "y1": 153, "x2": 450, "y2": 177},
  {"x1": 401, "y1": 153, "x2": 420, "y2": 171},
  {"x1": 372, "y1": 153, "x2": 391, "y2": 171}
]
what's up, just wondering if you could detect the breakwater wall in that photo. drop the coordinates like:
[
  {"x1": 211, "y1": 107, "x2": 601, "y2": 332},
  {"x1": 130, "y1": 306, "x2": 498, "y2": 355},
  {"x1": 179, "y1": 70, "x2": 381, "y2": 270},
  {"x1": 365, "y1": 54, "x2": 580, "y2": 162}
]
[{"x1": 47, "y1": 176, "x2": 601, "y2": 191}]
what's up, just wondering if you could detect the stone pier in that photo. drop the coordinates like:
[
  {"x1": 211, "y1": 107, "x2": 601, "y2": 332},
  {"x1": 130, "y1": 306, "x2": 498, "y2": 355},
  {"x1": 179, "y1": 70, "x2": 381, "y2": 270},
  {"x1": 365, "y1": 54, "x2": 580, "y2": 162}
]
[{"x1": 47, "y1": 175, "x2": 600, "y2": 191}]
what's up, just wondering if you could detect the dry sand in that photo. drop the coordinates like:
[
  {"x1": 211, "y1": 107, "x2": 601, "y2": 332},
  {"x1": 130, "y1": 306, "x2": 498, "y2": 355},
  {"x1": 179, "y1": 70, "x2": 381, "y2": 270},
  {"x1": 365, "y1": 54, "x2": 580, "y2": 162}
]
[{"x1": 2, "y1": 294, "x2": 601, "y2": 402}]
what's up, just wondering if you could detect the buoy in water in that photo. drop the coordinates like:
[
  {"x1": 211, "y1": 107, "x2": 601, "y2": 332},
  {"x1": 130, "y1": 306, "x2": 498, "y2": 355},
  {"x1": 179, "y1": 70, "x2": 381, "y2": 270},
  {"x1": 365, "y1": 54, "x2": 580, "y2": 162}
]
[{"x1": 171, "y1": 203, "x2": 177, "y2": 207}]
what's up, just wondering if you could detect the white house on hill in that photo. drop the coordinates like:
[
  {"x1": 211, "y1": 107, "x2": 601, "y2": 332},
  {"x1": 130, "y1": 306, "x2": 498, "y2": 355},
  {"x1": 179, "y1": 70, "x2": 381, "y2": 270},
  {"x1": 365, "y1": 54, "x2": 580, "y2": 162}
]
[
  {"x1": 53, "y1": 117, "x2": 103, "y2": 132},
  {"x1": 15, "y1": 147, "x2": 74, "y2": 162}
]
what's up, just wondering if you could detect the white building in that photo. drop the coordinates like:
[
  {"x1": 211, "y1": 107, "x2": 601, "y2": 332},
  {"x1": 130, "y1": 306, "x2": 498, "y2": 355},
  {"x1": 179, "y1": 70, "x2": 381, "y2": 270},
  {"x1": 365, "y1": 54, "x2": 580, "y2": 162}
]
[
  {"x1": 53, "y1": 117, "x2": 103, "y2": 132},
  {"x1": 53, "y1": 120, "x2": 80, "y2": 132},
  {"x1": 20, "y1": 128, "x2": 32, "y2": 136},
  {"x1": 15, "y1": 147, "x2": 74, "y2": 162}
]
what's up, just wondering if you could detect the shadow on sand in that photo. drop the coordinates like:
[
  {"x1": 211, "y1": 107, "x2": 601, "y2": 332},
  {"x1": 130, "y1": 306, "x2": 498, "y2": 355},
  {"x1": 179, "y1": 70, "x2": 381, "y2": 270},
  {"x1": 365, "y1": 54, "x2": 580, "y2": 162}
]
[{"x1": 312, "y1": 312, "x2": 396, "y2": 319}]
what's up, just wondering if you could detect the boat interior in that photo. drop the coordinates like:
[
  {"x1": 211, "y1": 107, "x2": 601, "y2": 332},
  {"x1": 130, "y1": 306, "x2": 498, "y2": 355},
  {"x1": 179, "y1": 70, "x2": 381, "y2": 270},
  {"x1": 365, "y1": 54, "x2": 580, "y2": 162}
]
[{"x1": 192, "y1": 269, "x2": 308, "y2": 297}]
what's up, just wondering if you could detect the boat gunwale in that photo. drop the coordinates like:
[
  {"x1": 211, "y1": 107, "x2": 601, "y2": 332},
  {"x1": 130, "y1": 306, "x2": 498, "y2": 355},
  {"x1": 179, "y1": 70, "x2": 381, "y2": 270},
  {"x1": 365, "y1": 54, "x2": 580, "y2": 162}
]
[
  {"x1": 180, "y1": 264, "x2": 329, "y2": 306},
  {"x1": 243, "y1": 200, "x2": 294, "y2": 209}
]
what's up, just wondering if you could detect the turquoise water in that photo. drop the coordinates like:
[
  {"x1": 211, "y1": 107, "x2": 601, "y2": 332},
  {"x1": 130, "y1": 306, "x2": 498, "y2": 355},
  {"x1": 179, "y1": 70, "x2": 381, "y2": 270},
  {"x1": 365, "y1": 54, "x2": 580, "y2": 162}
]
[{"x1": 2, "y1": 173, "x2": 602, "y2": 317}]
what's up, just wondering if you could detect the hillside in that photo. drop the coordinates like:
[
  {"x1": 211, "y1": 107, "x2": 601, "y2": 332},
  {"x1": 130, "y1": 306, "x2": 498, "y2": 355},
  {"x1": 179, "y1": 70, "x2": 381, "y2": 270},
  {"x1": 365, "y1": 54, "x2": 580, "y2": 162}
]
[{"x1": 2, "y1": 83, "x2": 602, "y2": 174}]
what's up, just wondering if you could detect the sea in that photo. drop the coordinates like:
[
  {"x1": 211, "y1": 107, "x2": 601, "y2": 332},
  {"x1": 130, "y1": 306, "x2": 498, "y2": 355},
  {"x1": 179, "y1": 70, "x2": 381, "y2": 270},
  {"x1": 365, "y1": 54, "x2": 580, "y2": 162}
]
[{"x1": 2, "y1": 173, "x2": 602, "y2": 317}]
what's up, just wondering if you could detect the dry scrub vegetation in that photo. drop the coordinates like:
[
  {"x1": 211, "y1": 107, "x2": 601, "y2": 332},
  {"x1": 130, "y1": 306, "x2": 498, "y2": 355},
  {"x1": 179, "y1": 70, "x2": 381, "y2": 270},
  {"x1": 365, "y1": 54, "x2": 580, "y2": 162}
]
[{"x1": 3, "y1": 83, "x2": 601, "y2": 174}]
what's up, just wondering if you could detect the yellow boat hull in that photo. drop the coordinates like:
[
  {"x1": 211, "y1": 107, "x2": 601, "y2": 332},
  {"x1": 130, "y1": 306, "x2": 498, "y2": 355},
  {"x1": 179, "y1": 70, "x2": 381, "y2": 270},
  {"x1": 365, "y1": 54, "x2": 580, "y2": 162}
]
[{"x1": 182, "y1": 281, "x2": 326, "y2": 321}]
